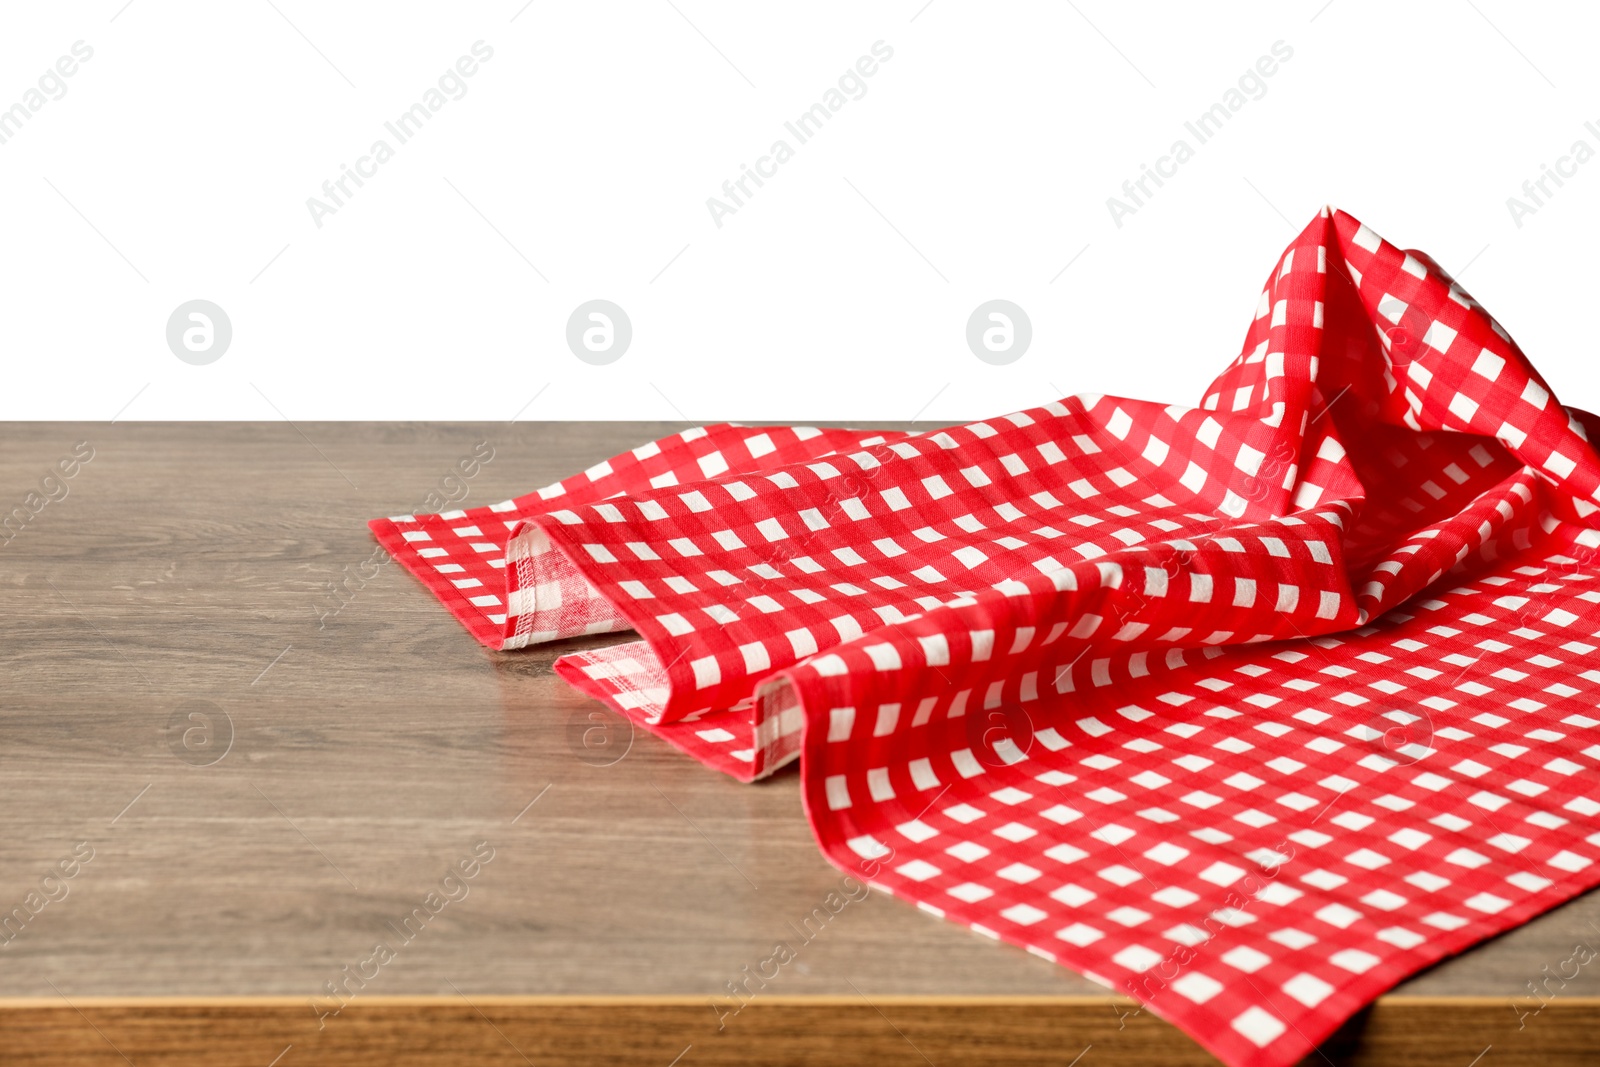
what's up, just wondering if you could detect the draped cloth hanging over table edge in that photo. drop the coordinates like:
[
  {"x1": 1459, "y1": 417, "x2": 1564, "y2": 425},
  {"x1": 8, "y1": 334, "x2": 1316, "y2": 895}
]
[{"x1": 370, "y1": 207, "x2": 1600, "y2": 1067}]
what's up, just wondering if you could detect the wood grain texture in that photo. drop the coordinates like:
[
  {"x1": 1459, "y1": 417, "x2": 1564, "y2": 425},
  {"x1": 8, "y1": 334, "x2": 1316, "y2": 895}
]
[
  {"x1": 0, "y1": 996, "x2": 1596, "y2": 1067},
  {"x1": 3, "y1": 422, "x2": 1600, "y2": 1064}
]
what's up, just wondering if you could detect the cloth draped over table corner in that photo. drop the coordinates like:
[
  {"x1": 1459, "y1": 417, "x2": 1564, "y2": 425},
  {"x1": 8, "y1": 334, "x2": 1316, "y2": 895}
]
[{"x1": 371, "y1": 207, "x2": 1600, "y2": 1067}]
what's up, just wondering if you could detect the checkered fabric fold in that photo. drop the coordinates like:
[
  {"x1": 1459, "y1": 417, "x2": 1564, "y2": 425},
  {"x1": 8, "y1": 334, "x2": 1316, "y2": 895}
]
[{"x1": 372, "y1": 208, "x2": 1600, "y2": 1067}]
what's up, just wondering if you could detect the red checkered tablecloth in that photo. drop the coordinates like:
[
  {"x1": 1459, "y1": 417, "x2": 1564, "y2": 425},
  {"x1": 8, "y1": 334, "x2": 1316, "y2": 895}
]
[{"x1": 372, "y1": 208, "x2": 1600, "y2": 1067}]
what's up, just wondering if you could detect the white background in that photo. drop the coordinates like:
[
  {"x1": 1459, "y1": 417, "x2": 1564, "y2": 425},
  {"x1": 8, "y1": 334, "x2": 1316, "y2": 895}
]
[{"x1": 2, "y1": 1, "x2": 1596, "y2": 424}]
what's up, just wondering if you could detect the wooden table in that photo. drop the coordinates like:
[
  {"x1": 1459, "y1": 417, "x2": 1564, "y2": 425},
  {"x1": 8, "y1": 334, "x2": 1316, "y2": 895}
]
[{"x1": 2, "y1": 422, "x2": 1598, "y2": 1066}]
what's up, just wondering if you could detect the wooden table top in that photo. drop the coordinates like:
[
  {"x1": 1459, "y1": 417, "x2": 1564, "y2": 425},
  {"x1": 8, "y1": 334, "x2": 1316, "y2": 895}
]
[{"x1": 4, "y1": 420, "x2": 1599, "y2": 1065}]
